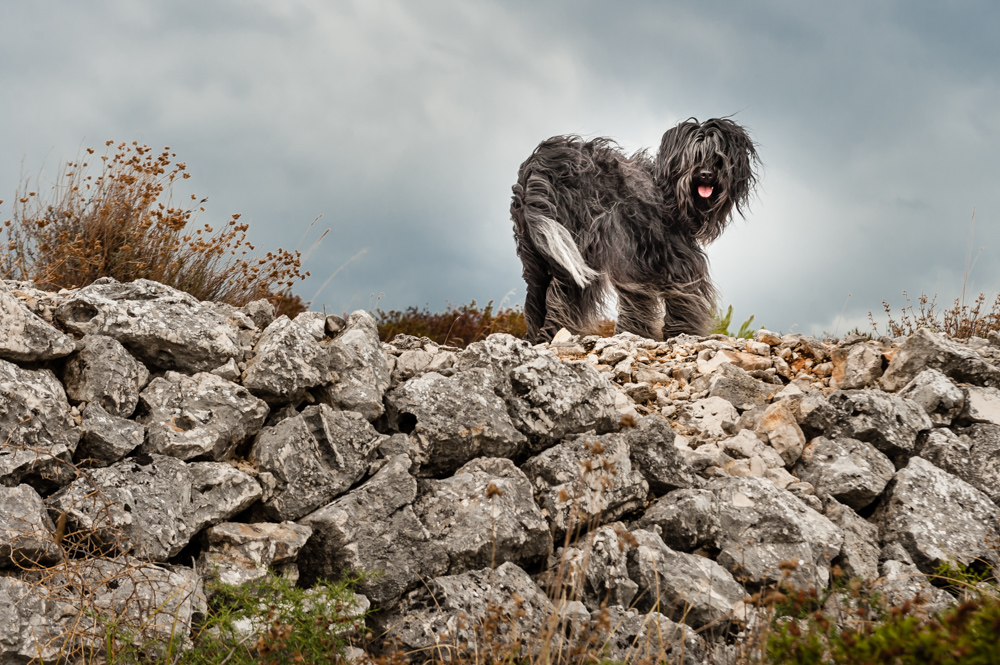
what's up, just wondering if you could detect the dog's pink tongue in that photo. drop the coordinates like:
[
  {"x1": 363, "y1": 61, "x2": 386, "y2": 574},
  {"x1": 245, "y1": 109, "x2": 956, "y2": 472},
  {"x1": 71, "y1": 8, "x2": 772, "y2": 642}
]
[{"x1": 698, "y1": 185, "x2": 714, "y2": 198}]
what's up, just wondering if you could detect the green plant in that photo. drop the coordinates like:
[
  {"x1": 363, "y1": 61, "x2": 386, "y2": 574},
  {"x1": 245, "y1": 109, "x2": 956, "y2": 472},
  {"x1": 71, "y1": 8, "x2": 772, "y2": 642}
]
[
  {"x1": 711, "y1": 304, "x2": 757, "y2": 339},
  {"x1": 1, "y1": 141, "x2": 309, "y2": 317}
]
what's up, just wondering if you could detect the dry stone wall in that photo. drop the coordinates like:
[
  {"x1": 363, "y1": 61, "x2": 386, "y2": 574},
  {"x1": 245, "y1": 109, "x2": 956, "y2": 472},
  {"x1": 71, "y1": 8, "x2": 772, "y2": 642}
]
[{"x1": 1, "y1": 277, "x2": 1000, "y2": 661}]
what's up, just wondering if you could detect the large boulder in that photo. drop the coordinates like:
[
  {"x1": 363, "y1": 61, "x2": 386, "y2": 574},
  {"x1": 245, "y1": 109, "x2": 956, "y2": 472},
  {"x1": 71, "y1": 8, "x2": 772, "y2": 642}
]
[
  {"x1": 250, "y1": 404, "x2": 384, "y2": 520},
  {"x1": 0, "y1": 359, "x2": 79, "y2": 489},
  {"x1": 55, "y1": 278, "x2": 250, "y2": 373},
  {"x1": 139, "y1": 371, "x2": 269, "y2": 461},
  {"x1": 792, "y1": 436, "x2": 895, "y2": 510},
  {"x1": 880, "y1": 327, "x2": 1000, "y2": 391}
]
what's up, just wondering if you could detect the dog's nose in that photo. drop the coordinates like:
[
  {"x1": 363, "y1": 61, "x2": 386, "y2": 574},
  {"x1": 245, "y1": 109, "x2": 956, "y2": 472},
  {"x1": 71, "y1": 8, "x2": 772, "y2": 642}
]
[{"x1": 699, "y1": 170, "x2": 715, "y2": 182}]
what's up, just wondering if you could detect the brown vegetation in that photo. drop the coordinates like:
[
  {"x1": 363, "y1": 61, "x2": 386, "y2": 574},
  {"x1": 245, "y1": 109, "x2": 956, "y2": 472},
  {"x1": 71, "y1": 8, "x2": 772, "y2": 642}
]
[{"x1": 1, "y1": 141, "x2": 308, "y2": 317}]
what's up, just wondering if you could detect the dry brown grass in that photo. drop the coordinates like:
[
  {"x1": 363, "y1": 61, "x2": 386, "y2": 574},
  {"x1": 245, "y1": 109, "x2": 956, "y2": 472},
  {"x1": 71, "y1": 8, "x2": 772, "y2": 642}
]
[
  {"x1": 871, "y1": 290, "x2": 1000, "y2": 339},
  {"x1": 1, "y1": 141, "x2": 308, "y2": 317}
]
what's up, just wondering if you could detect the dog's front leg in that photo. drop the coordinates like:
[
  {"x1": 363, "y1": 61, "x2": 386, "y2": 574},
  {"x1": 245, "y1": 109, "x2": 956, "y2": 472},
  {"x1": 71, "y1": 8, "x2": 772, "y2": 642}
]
[{"x1": 615, "y1": 288, "x2": 664, "y2": 340}]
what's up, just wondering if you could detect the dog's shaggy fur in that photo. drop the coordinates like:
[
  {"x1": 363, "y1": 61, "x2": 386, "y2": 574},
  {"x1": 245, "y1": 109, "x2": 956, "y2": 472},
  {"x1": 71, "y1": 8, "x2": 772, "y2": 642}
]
[{"x1": 510, "y1": 118, "x2": 759, "y2": 342}]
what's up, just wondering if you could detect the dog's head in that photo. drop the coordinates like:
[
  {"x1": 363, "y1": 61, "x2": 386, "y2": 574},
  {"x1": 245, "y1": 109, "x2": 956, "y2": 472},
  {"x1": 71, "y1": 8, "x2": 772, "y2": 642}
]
[{"x1": 655, "y1": 118, "x2": 759, "y2": 243}]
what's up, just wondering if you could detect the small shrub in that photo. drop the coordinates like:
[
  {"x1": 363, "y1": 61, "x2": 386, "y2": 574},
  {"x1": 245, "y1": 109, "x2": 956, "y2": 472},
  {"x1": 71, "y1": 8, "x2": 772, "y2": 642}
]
[
  {"x1": 872, "y1": 290, "x2": 1000, "y2": 340},
  {"x1": 1, "y1": 141, "x2": 308, "y2": 316},
  {"x1": 374, "y1": 300, "x2": 528, "y2": 347},
  {"x1": 711, "y1": 304, "x2": 756, "y2": 339}
]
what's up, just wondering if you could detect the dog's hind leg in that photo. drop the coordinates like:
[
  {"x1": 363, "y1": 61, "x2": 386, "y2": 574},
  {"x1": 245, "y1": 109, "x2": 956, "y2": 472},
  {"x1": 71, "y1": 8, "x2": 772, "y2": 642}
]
[
  {"x1": 540, "y1": 277, "x2": 604, "y2": 341},
  {"x1": 615, "y1": 288, "x2": 664, "y2": 340},
  {"x1": 661, "y1": 282, "x2": 715, "y2": 337},
  {"x1": 519, "y1": 246, "x2": 553, "y2": 343}
]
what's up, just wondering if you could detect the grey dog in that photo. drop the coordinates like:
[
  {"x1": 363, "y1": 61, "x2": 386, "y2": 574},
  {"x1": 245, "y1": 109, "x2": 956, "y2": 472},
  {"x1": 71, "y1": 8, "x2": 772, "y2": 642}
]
[{"x1": 510, "y1": 118, "x2": 759, "y2": 342}]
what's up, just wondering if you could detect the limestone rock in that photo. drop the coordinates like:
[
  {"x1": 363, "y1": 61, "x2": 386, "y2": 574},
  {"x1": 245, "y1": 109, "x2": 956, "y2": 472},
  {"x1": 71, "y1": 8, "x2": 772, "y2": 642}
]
[
  {"x1": 297, "y1": 455, "x2": 449, "y2": 608},
  {"x1": 823, "y1": 498, "x2": 880, "y2": 582},
  {"x1": 77, "y1": 402, "x2": 144, "y2": 466},
  {"x1": 55, "y1": 278, "x2": 248, "y2": 373},
  {"x1": 0, "y1": 359, "x2": 79, "y2": 489},
  {"x1": 758, "y1": 400, "x2": 806, "y2": 466},
  {"x1": 139, "y1": 371, "x2": 269, "y2": 461},
  {"x1": 602, "y1": 606, "x2": 707, "y2": 665},
  {"x1": 798, "y1": 390, "x2": 932, "y2": 466},
  {"x1": 873, "y1": 456, "x2": 1000, "y2": 574},
  {"x1": 380, "y1": 562, "x2": 553, "y2": 657},
  {"x1": 197, "y1": 521, "x2": 313, "y2": 587},
  {"x1": 897, "y1": 369, "x2": 964, "y2": 426},
  {"x1": 793, "y1": 436, "x2": 895, "y2": 510},
  {"x1": 624, "y1": 416, "x2": 701, "y2": 495},
  {"x1": 703, "y1": 362, "x2": 774, "y2": 411},
  {"x1": 873, "y1": 559, "x2": 956, "y2": 616},
  {"x1": 627, "y1": 530, "x2": 748, "y2": 630},
  {"x1": 384, "y1": 369, "x2": 526, "y2": 476},
  {"x1": 960, "y1": 385, "x2": 1000, "y2": 425},
  {"x1": 62, "y1": 334, "x2": 146, "y2": 418},
  {"x1": 831, "y1": 343, "x2": 884, "y2": 390},
  {"x1": 638, "y1": 488, "x2": 720, "y2": 553},
  {"x1": 0, "y1": 484, "x2": 61, "y2": 567},
  {"x1": 0, "y1": 289, "x2": 76, "y2": 362},
  {"x1": 251, "y1": 404, "x2": 384, "y2": 520},
  {"x1": 679, "y1": 396, "x2": 739, "y2": 441},
  {"x1": 521, "y1": 431, "x2": 648, "y2": 539},
  {"x1": 881, "y1": 327, "x2": 1000, "y2": 391},
  {"x1": 0, "y1": 576, "x2": 73, "y2": 663},
  {"x1": 315, "y1": 310, "x2": 390, "y2": 420},
  {"x1": 543, "y1": 523, "x2": 638, "y2": 611},
  {"x1": 47, "y1": 454, "x2": 261, "y2": 561},
  {"x1": 414, "y1": 457, "x2": 552, "y2": 575}
]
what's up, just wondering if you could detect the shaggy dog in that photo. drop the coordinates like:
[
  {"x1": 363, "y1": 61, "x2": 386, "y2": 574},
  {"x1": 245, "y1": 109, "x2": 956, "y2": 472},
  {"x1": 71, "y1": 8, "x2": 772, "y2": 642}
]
[{"x1": 510, "y1": 118, "x2": 759, "y2": 342}]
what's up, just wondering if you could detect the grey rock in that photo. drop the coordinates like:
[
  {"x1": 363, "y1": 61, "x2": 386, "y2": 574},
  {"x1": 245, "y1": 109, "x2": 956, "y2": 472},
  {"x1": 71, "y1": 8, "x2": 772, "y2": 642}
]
[
  {"x1": 139, "y1": 371, "x2": 268, "y2": 461},
  {"x1": 55, "y1": 278, "x2": 248, "y2": 373},
  {"x1": 873, "y1": 559, "x2": 956, "y2": 616},
  {"x1": 380, "y1": 562, "x2": 552, "y2": 658},
  {"x1": 243, "y1": 313, "x2": 352, "y2": 405},
  {"x1": 704, "y1": 362, "x2": 774, "y2": 411},
  {"x1": 798, "y1": 390, "x2": 932, "y2": 466},
  {"x1": 823, "y1": 498, "x2": 880, "y2": 582},
  {"x1": 384, "y1": 369, "x2": 526, "y2": 476},
  {"x1": 298, "y1": 455, "x2": 449, "y2": 608},
  {"x1": 505, "y1": 353, "x2": 619, "y2": 450},
  {"x1": 638, "y1": 488, "x2": 720, "y2": 553},
  {"x1": 873, "y1": 456, "x2": 1000, "y2": 574},
  {"x1": 251, "y1": 404, "x2": 385, "y2": 520},
  {"x1": 756, "y1": 399, "x2": 806, "y2": 466},
  {"x1": 393, "y1": 349, "x2": 433, "y2": 383},
  {"x1": 793, "y1": 437, "x2": 895, "y2": 510},
  {"x1": 0, "y1": 359, "x2": 79, "y2": 489},
  {"x1": 47, "y1": 454, "x2": 261, "y2": 561},
  {"x1": 942, "y1": 424, "x2": 1000, "y2": 505},
  {"x1": 625, "y1": 416, "x2": 701, "y2": 495},
  {"x1": 316, "y1": 310, "x2": 390, "y2": 420},
  {"x1": 544, "y1": 523, "x2": 638, "y2": 611},
  {"x1": 0, "y1": 484, "x2": 60, "y2": 567},
  {"x1": 62, "y1": 334, "x2": 145, "y2": 418},
  {"x1": 679, "y1": 396, "x2": 739, "y2": 441},
  {"x1": 602, "y1": 606, "x2": 707, "y2": 665},
  {"x1": 77, "y1": 402, "x2": 144, "y2": 466},
  {"x1": 831, "y1": 343, "x2": 884, "y2": 390},
  {"x1": 627, "y1": 530, "x2": 748, "y2": 630},
  {"x1": 241, "y1": 298, "x2": 275, "y2": 330},
  {"x1": 897, "y1": 369, "x2": 964, "y2": 426},
  {"x1": 960, "y1": 385, "x2": 1000, "y2": 425},
  {"x1": 0, "y1": 576, "x2": 72, "y2": 663},
  {"x1": 413, "y1": 457, "x2": 552, "y2": 575},
  {"x1": 197, "y1": 521, "x2": 313, "y2": 588},
  {"x1": 521, "y1": 431, "x2": 648, "y2": 539},
  {"x1": 881, "y1": 327, "x2": 1000, "y2": 391},
  {"x1": 0, "y1": 289, "x2": 76, "y2": 362}
]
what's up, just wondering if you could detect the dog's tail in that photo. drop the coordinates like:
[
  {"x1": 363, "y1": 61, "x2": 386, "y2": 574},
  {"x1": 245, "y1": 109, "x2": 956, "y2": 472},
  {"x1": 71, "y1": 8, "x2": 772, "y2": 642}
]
[{"x1": 515, "y1": 173, "x2": 600, "y2": 289}]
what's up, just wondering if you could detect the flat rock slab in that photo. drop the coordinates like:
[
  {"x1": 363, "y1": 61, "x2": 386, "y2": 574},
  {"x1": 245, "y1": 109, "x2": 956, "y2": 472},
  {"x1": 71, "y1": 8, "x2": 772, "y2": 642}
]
[
  {"x1": 62, "y1": 334, "x2": 146, "y2": 418},
  {"x1": 0, "y1": 289, "x2": 76, "y2": 362},
  {"x1": 297, "y1": 455, "x2": 449, "y2": 608},
  {"x1": 251, "y1": 404, "x2": 384, "y2": 520},
  {"x1": 384, "y1": 369, "x2": 527, "y2": 476},
  {"x1": 55, "y1": 278, "x2": 249, "y2": 373},
  {"x1": 139, "y1": 371, "x2": 269, "y2": 461},
  {"x1": 521, "y1": 430, "x2": 648, "y2": 539},
  {"x1": 414, "y1": 457, "x2": 552, "y2": 575},
  {"x1": 873, "y1": 456, "x2": 1000, "y2": 574},
  {"x1": 881, "y1": 327, "x2": 1000, "y2": 391},
  {"x1": 47, "y1": 454, "x2": 261, "y2": 561},
  {"x1": 0, "y1": 359, "x2": 79, "y2": 490}
]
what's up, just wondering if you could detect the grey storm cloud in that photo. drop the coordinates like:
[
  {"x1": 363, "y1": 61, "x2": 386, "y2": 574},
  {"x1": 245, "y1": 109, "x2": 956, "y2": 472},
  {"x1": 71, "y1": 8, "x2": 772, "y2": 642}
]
[{"x1": 2, "y1": 1, "x2": 1000, "y2": 336}]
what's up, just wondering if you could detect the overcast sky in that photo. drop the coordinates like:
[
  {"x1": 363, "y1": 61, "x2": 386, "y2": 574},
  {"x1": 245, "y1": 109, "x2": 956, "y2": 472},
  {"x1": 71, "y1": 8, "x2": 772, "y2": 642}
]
[{"x1": 2, "y1": 1, "x2": 999, "y2": 337}]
